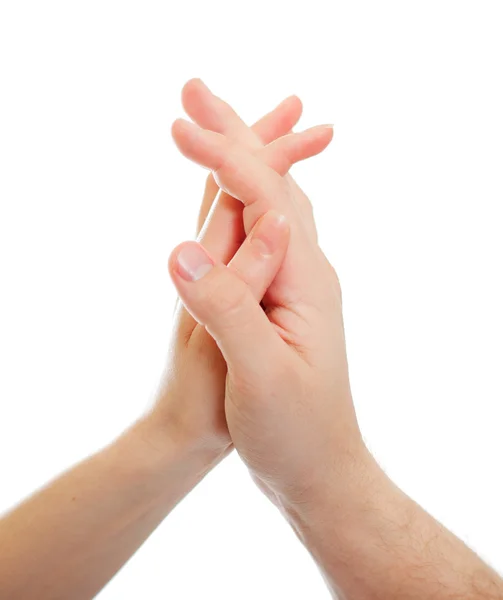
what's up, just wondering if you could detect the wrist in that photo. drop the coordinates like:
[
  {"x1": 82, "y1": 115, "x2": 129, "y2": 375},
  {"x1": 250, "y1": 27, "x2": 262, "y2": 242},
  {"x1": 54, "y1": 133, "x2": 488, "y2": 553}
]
[
  {"x1": 108, "y1": 415, "x2": 229, "y2": 512},
  {"x1": 280, "y1": 443, "x2": 386, "y2": 532},
  {"x1": 279, "y1": 447, "x2": 433, "y2": 598},
  {"x1": 129, "y1": 412, "x2": 229, "y2": 473},
  {"x1": 278, "y1": 445, "x2": 405, "y2": 590},
  {"x1": 148, "y1": 372, "x2": 232, "y2": 458}
]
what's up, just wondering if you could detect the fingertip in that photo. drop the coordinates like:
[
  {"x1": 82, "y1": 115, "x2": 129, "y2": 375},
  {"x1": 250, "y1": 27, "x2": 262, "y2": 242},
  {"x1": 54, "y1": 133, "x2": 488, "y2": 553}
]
[
  {"x1": 172, "y1": 118, "x2": 226, "y2": 172},
  {"x1": 250, "y1": 210, "x2": 290, "y2": 257},
  {"x1": 182, "y1": 78, "x2": 200, "y2": 96},
  {"x1": 279, "y1": 95, "x2": 303, "y2": 130},
  {"x1": 318, "y1": 124, "x2": 335, "y2": 148},
  {"x1": 190, "y1": 78, "x2": 210, "y2": 92},
  {"x1": 300, "y1": 124, "x2": 335, "y2": 156},
  {"x1": 266, "y1": 209, "x2": 290, "y2": 237},
  {"x1": 171, "y1": 118, "x2": 202, "y2": 156},
  {"x1": 315, "y1": 124, "x2": 334, "y2": 150},
  {"x1": 322, "y1": 123, "x2": 335, "y2": 136},
  {"x1": 171, "y1": 117, "x2": 195, "y2": 136},
  {"x1": 309, "y1": 123, "x2": 334, "y2": 136},
  {"x1": 171, "y1": 117, "x2": 186, "y2": 140},
  {"x1": 181, "y1": 80, "x2": 198, "y2": 112},
  {"x1": 182, "y1": 78, "x2": 211, "y2": 108},
  {"x1": 284, "y1": 94, "x2": 303, "y2": 117},
  {"x1": 169, "y1": 241, "x2": 215, "y2": 283}
]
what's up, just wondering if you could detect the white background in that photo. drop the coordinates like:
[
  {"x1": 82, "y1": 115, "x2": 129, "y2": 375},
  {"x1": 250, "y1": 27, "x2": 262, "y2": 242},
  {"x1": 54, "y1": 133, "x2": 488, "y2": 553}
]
[{"x1": 1, "y1": 1, "x2": 502, "y2": 598}]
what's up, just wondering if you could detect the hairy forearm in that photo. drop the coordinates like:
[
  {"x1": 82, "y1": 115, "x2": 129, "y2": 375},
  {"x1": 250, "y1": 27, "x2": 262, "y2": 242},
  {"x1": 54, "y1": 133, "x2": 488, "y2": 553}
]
[
  {"x1": 0, "y1": 417, "x2": 225, "y2": 600},
  {"x1": 283, "y1": 449, "x2": 503, "y2": 600}
]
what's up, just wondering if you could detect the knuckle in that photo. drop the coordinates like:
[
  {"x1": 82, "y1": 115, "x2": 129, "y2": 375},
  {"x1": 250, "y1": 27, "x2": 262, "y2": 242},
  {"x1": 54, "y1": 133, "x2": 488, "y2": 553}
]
[
  {"x1": 304, "y1": 197, "x2": 315, "y2": 216},
  {"x1": 320, "y1": 256, "x2": 343, "y2": 303},
  {"x1": 220, "y1": 99, "x2": 235, "y2": 121},
  {"x1": 214, "y1": 141, "x2": 240, "y2": 182},
  {"x1": 290, "y1": 179, "x2": 311, "y2": 207},
  {"x1": 302, "y1": 201, "x2": 316, "y2": 229},
  {"x1": 331, "y1": 265, "x2": 343, "y2": 301},
  {"x1": 215, "y1": 151, "x2": 234, "y2": 176},
  {"x1": 204, "y1": 269, "x2": 250, "y2": 320}
]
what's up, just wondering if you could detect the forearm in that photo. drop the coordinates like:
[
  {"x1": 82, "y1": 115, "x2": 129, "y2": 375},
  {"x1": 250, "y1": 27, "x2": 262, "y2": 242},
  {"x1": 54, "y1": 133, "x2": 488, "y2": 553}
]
[
  {"x1": 283, "y1": 449, "x2": 503, "y2": 600},
  {"x1": 0, "y1": 417, "x2": 225, "y2": 600}
]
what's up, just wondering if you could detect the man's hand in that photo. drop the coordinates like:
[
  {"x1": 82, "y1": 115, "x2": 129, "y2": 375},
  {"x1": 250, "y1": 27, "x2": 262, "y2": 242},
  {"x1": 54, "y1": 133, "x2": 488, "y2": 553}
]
[
  {"x1": 170, "y1": 112, "x2": 348, "y2": 505},
  {"x1": 169, "y1": 101, "x2": 503, "y2": 599}
]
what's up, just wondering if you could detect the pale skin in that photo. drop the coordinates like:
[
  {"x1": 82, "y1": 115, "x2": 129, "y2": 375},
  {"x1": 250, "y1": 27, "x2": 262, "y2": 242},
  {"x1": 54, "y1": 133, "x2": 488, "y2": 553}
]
[{"x1": 0, "y1": 79, "x2": 501, "y2": 599}]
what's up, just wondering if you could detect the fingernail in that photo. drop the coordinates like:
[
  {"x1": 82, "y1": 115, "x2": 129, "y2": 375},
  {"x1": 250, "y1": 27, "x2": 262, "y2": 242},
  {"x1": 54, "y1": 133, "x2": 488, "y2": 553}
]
[
  {"x1": 251, "y1": 211, "x2": 288, "y2": 256},
  {"x1": 177, "y1": 243, "x2": 214, "y2": 281}
]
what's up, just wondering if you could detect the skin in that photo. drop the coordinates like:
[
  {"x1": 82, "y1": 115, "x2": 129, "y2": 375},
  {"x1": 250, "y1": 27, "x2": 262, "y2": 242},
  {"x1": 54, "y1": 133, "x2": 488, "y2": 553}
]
[
  {"x1": 168, "y1": 84, "x2": 503, "y2": 599},
  {"x1": 153, "y1": 81, "x2": 332, "y2": 458},
  {"x1": 1, "y1": 80, "x2": 502, "y2": 599},
  {"x1": 0, "y1": 87, "x2": 330, "y2": 599}
]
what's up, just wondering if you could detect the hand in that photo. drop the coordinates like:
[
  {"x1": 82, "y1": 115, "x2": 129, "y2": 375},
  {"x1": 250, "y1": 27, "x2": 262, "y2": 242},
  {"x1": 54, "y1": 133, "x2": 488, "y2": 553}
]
[
  {"x1": 148, "y1": 80, "x2": 333, "y2": 463},
  {"x1": 146, "y1": 86, "x2": 301, "y2": 457},
  {"x1": 169, "y1": 97, "x2": 503, "y2": 600},
  {"x1": 0, "y1": 93, "x2": 326, "y2": 598},
  {"x1": 169, "y1": 108, "x2": 359, "y2": 507}
]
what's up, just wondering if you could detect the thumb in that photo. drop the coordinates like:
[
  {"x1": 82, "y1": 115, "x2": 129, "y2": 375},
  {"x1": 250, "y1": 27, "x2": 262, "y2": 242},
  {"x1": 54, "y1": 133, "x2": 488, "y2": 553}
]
[{"x1": 168, "y1": 211, "x2": 288, "y2": 371}]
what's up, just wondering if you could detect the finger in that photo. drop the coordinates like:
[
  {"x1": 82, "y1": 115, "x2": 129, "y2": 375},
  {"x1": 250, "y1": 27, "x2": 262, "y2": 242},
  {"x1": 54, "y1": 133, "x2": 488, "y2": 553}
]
[
  {"x1": 178, "y1": 172, "x2": 221, "y2": 335},
  {"x1": 183, "y1": 78, "x2": 304, "y2": 147},
  {"x1": 195, "y1": 125, "x2": 333, "y2": 254},
  {"x1": 182, "y1": 80, "x2": 318, "y2": 256},
  {"x1": 171, "y1": 119, "x2": 328, "y2": 305},
  {"x1": 194, "y1": 92, "x2": 303, "y2": 265},
  {"x1": 172, "y1": 118, "x2": 333, "y2": 180},
  {"x1": 257, "y1": 124, "x2": 334, "y2": 176},
  {"x1": 196, "y1": 190, "x2": 245, "y2": 262},
  {"x1": 172, "y1": 119, "x2": 333, "y2": 198},
  {"x1": 284, "y1": 173, "x2": 319, "y2": 243},
  {"x1": 260, "y1": 125, "x2": 333, "y2": 244},
  {"x1": 168, "y1": 211, "x2": 289, "y2": 371},
  {"x1": 251, "y1": 95, "x2": 303, "y2": 144},
  {"x1": 172, "y1": 118, "x2": 332, "y2": 231},
  {"x1": 182, "y1": 78, "x2": 260, "y2": 149},
  {"x1": 195, "y1": 94, "x2": 303, "y2": 237},
  {"x1": 179, "y1": 89, "x2": 313, "y2": 342},
  {"x1": 227, "y1": 210, "x2": 289, "y2": 301},
  {"x1": 172, "y1": 117, "x2": 286, "y2": 226},
  {"x1": 196, "y1": 173, "x2": 219, "y2": 236}
]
